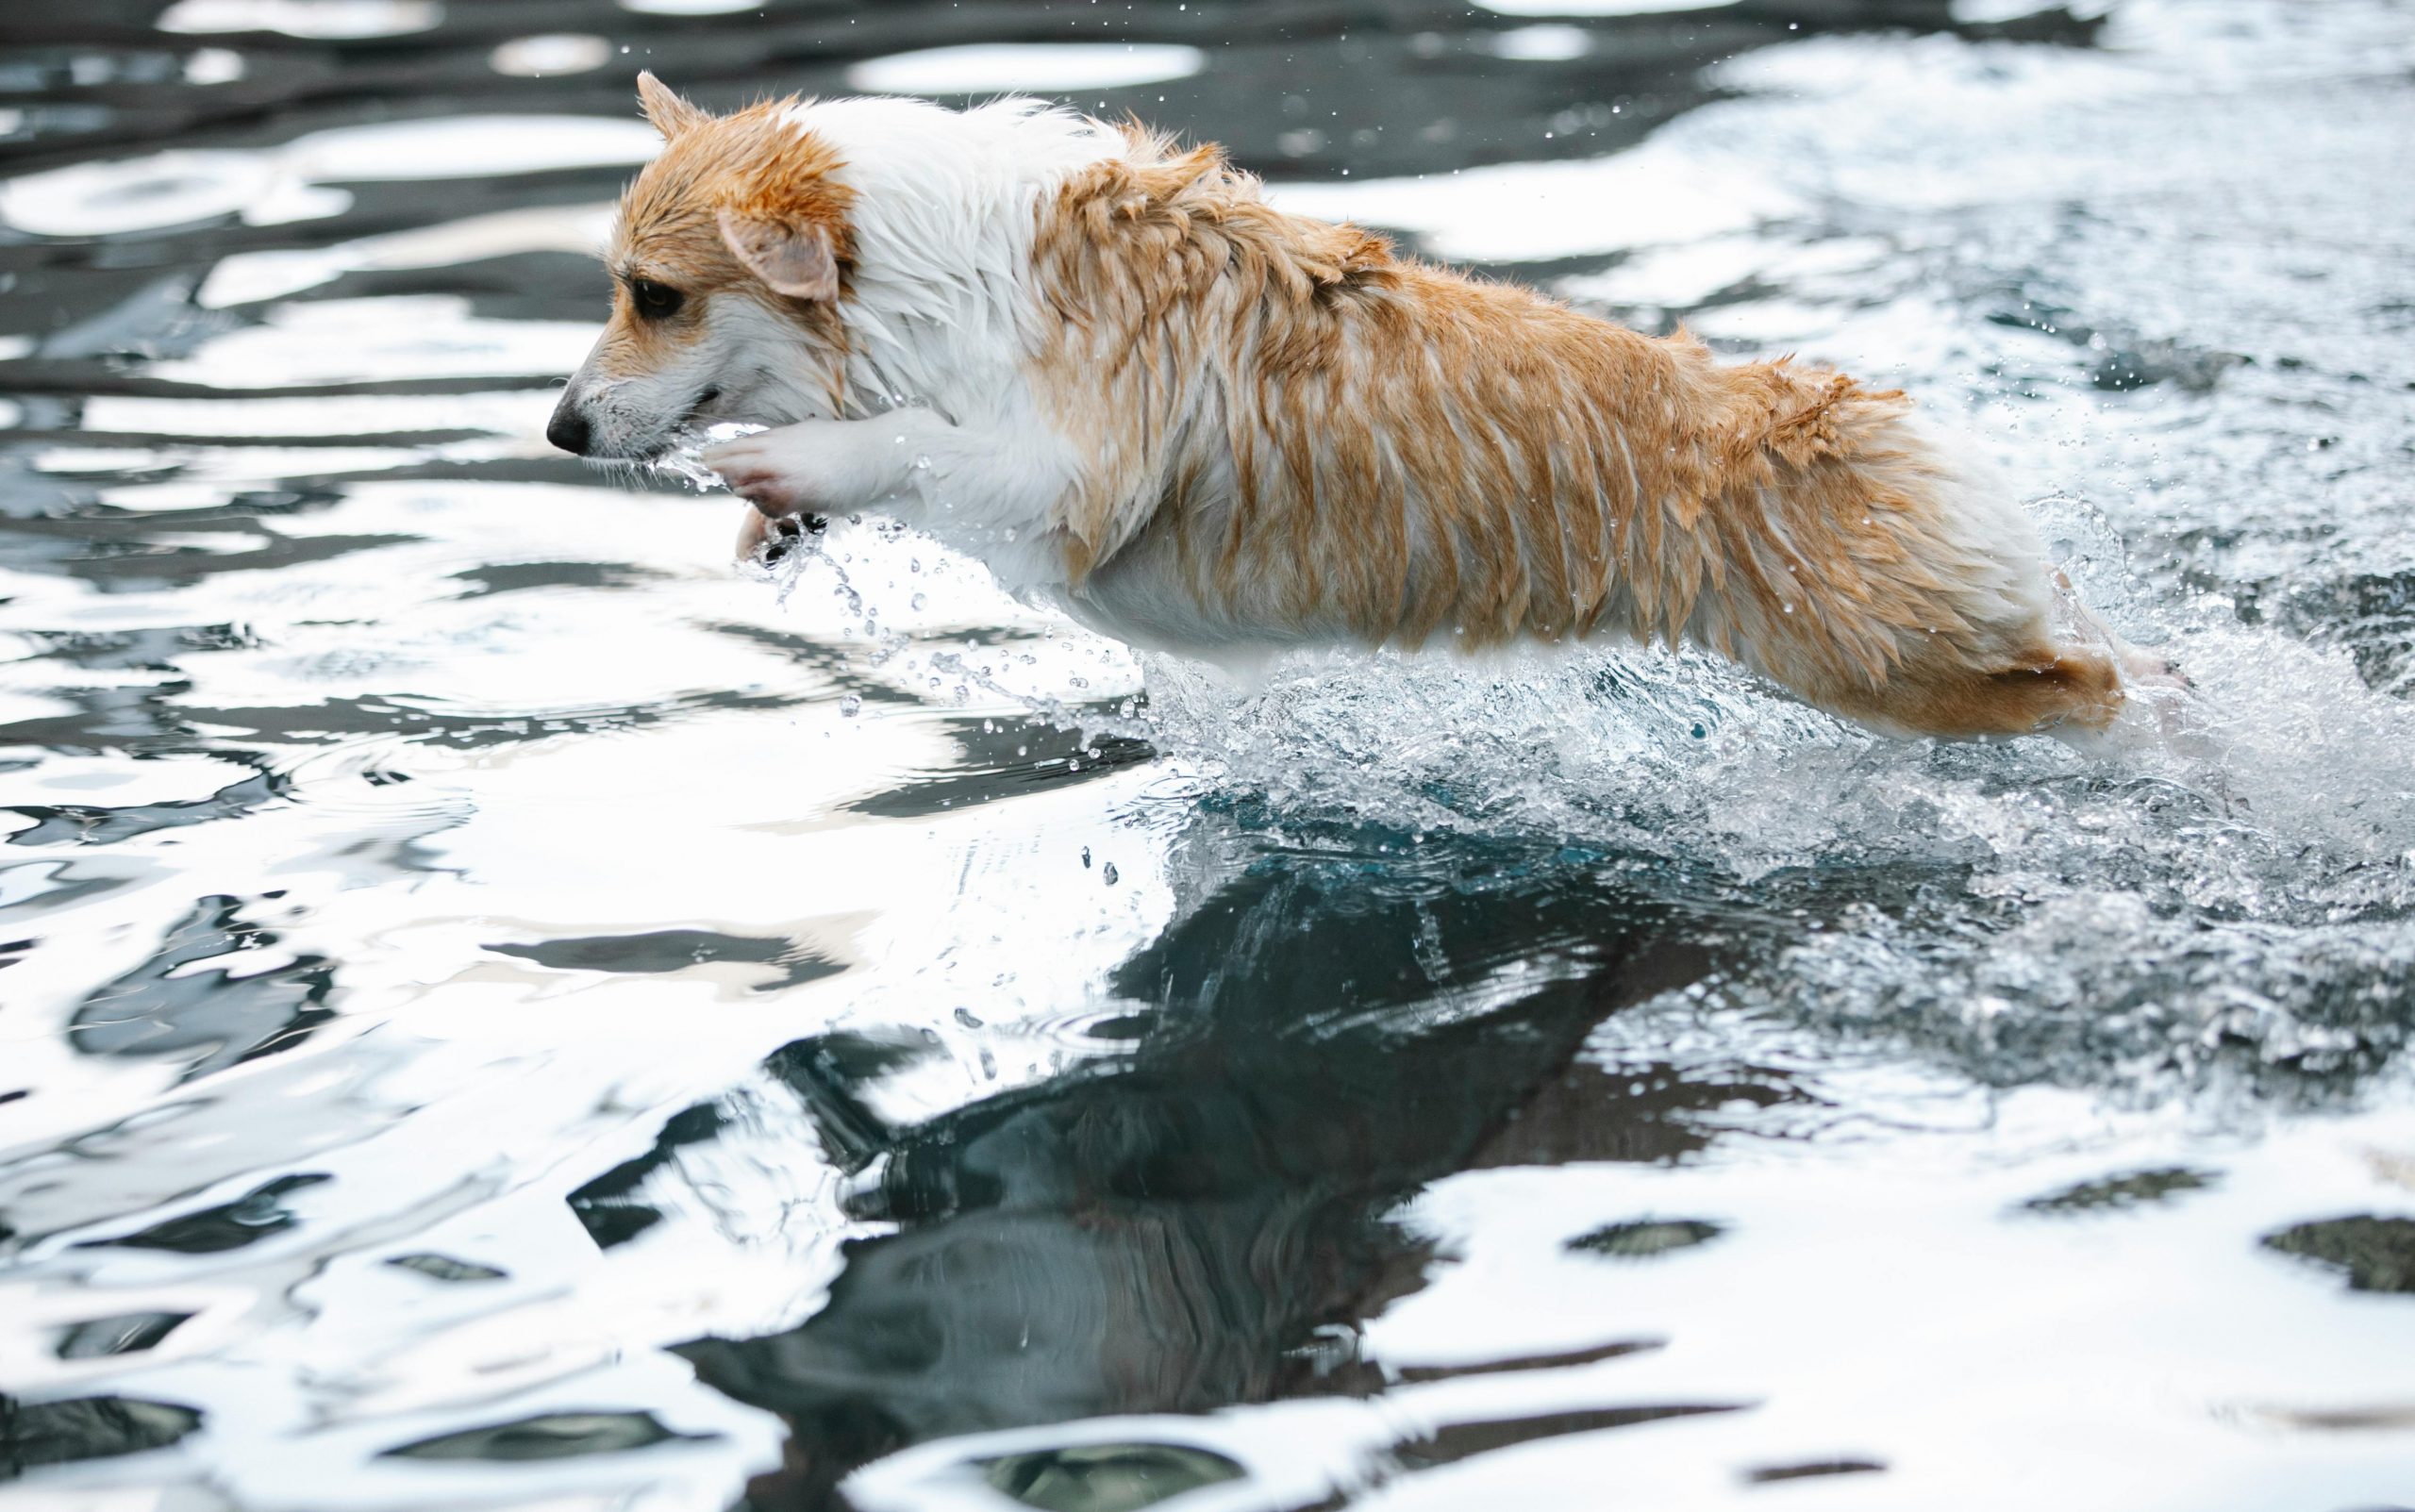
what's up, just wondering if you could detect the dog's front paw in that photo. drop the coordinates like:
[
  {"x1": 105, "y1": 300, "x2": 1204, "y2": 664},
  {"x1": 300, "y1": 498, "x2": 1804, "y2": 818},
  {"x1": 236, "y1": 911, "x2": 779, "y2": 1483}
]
[
  {"x1": 735, "y1": 504, "x2": 824, "y2": 565},
  {"x1": 705, "y1": 429, "x2": 820, "y2": 517}
]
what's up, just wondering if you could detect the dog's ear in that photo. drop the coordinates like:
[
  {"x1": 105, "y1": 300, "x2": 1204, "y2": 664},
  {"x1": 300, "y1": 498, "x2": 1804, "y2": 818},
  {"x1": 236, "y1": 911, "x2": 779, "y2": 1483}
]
[
  {"x1": 718, "y1": 208, "x2": 841, "y2": 301},
  {"x1": 636, "y1": 72, "x2": 709, "y2": 140}
]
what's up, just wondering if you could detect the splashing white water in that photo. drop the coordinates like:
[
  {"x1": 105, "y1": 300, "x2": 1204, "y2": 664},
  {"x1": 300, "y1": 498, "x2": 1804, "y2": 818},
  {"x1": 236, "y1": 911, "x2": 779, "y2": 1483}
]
[
  {"x1": 650, "y1": 419, "x2": 763, "y2": 491},
  {"x1": 1107, "y1": 594, "x2": 2415, "y2": 1101}
]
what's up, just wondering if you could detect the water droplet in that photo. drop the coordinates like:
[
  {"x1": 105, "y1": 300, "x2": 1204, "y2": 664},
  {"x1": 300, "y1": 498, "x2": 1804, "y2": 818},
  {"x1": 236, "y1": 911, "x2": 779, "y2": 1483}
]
[
  {"x1": 1102, "y1": 862, "x2": 1120, "y2": 885},
  {"x1": 839, "y1": 694, "x2": 862, "y2": 717}
]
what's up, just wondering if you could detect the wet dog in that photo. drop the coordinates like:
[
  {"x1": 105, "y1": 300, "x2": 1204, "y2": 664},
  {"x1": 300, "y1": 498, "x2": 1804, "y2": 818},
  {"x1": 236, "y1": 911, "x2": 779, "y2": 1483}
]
[{"x1": 549, "y1": 75, "x2": 2173, "y2": 739}]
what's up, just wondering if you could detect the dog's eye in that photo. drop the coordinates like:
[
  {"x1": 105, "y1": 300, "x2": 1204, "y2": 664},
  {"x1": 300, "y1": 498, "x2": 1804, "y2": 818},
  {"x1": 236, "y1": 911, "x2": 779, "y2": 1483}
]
[{"x1": 629, "y1": 278, "x2": 685, "y2": 320}]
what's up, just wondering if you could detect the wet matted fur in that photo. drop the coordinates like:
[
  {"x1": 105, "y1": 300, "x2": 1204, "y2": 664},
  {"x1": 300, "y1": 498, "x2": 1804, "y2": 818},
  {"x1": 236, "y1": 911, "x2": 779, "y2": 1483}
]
[{"x1": 550, "y1": 75, "x2": 2168, "y2": 739}]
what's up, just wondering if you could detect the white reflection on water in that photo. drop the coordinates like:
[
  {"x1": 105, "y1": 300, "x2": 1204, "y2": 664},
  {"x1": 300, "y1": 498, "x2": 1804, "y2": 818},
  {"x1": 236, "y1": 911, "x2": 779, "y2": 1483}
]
[
  {"x1": 158, "y1": 0, "x2": 443, "y2": 40},
  {"x1": 489, "y1": 33, "x2": 615, "y2": 78},
  {"x1": 200, "y1": 203, "x2": 616, "y2": 308},
  {"x1": 153, "y1": 298, "x2": 598, "y2": 388},
  {"x1": 845, "y1": 43, "x2": 1209, "y2": 96},
  {"x1": 1269, "y1": 141, "x2": 1799, "y2": 262},
  {"x1": 1484, "y1": 25, "x2": 1596, "y2": 61},
  {"x1": 0, "y1": 118, "x2": 656, "y2": 239}
]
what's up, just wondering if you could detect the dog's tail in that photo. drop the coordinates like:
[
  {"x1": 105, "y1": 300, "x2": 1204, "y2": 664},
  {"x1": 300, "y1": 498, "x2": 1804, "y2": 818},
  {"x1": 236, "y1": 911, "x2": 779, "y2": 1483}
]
[{"x1": 1674, "y1": 367, "x2": 2179, "y2": 739}]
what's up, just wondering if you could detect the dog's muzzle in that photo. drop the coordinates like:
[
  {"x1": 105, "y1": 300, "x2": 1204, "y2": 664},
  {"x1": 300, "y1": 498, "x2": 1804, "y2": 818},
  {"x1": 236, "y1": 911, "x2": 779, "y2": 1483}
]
[{"x1": 545, "y1": 398, "x2": 591, "y2": 457}]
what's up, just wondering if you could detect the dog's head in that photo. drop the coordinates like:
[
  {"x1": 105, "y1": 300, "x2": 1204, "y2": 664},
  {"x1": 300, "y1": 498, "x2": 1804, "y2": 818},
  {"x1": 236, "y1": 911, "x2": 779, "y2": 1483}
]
[{"x1": 548, "y1": 75, "x2": 853, "y2": 462}]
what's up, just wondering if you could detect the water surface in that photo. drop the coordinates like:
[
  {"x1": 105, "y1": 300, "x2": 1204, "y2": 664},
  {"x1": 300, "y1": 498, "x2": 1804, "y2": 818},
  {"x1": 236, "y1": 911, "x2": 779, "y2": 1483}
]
[{"x1": 4, "y1": 2, "x2": 2414, "y2": 1509}]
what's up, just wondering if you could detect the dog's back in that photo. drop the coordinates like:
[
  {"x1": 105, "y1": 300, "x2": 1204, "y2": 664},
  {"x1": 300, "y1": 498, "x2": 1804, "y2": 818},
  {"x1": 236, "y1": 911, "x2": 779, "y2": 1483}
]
[{"x1": 1025, "y1": 136, "x2": 2131, "y2": 735}]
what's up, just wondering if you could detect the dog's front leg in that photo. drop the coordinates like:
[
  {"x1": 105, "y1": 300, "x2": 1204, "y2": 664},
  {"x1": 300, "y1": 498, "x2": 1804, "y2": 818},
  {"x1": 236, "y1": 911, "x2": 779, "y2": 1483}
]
[
  {"x1": 710, "y1": 411, "x2": 1077, "y2": 579},
  {"x1": 706, "y1": 412, "x2": 954, "y2": 524}
]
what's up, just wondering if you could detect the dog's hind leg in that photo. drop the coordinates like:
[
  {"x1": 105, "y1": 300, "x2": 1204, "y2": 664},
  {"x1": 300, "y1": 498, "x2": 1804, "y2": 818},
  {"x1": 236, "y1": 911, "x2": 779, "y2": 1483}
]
[
  {"x1": 2051, "y1": 566, "x2": 2189, "y2": 691},
  {"x1": 1847, "y1": 644, "x2": 2130, "y2": 739}
]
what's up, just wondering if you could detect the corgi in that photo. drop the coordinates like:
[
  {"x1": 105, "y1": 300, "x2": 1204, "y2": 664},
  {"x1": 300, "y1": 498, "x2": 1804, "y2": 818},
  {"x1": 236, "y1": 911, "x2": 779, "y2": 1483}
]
[{"x1": 549, "y1": 75, "x2": 2174, "y2": 739}]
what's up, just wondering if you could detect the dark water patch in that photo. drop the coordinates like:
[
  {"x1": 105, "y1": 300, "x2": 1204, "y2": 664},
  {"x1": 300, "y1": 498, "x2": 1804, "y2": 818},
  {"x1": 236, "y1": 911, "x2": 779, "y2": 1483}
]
[
  {"x1": 846, "y1": 715, "x2": 1157, "y2": 819},
  {"x1": 2019, "y1": 1167, "x2": 2220, "y2": 1217},
  {"x1": 2253, "y1": 1405, "x2": 2415, "y2": 1434},
  {"x1": 381, "y1": 1410, "x2": 708, "y2": 1463},
  {"x1": 2237, "y1": 569, "x2": 2415, "y2": 697},
  {"x1": 567, "y1": 1102, "x2": 729, "y2": 1253},
  {"x1": 70, "y1": 893, "x2": 333, "y2": 1077},
  {"x1": 489, "y1": 928, "x2": 840, "y2": 993},
  {"x1": 703, "y1": 620, "x2": 930, "y2": 708},
  {"x1": 1394, "y1": 1338, "x2": 1663, "y2": 1384},
  {"x1": 25, "y1": 421, "x2": 494, "y2": 449},
  {"x1": 682, "y1": 830, "x2": 1780, "y2": 1503},
  {"x1": 0, "y1": 502, "x2": 398, "y2": 587},
  {"x1": 449, "y1": 560, "x2": 667, "y2": 599},
  {"x1": 1568, "y1": 1218, "x2": 1726, "y2": 1260},
  {"x1": 321, "y1": 250, "x2": 610, "y2": 325},
  {"x1": 2262, "y1": 1215, "x2": 2415, "y2": 1294},
  {"x1": 1744, "y1": 1456, "x2": 1887, "y2": 1484},
  {"x1": 386, "y1": 1253, "x2": 508, "y2": 1284},
  {"x1": 0, "y1": 269, "x2": 222, "y2": 363},
  {"x1": 763, "y1": 1030, "x2": 938, "y2": 1179},
  {"x1": 170, "y1": 685, "x2": 808, "y2": 751},
  {"x1": 0, "y1": 1394, "x2": 201, "y2": 1477},
  {"x1": 0, "y1": 366, "x2": 572, "y2": 403},
  {"x1": 9, "y1": 767, "x2": 283, "y2": 846},
  {"x1": 978, "y1": 1442, "x2": 1245, "y2": 1512},
  {"x1": 0, "y1": 682, "x2": 221, "y2": 755},
  {"x1": 59, "y1": 526, "x2": 418, "y2": 590},
  {"x1": 1770, "y1": 855, "x2": 2415, "y2": 1105},
  {"x1": 0, "y1": 859, "x2": 132, "y2": 921},
  {"x1": 78, "y1": 1171, "x2": 329, "y2": 1254},
  {"x1": 1396, "y1": 1403, "x2": 1743, "y2": 1470},
  {"x1": 22, "y1": 622, "x2": 257, "y2": 671},
  {"x1": 53, "y1": 1311, "x2": 190, "y2": 1360},
  {"x1": 1985, "y1": 288, "x2": 2245, "y2": 394}
]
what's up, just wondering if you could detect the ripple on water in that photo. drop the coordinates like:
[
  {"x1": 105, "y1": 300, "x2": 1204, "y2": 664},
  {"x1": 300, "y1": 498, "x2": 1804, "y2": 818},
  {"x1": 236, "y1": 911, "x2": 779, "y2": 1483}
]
[{"x1": 2, "y1": 3, "x2": 2413, "y2": 1511}]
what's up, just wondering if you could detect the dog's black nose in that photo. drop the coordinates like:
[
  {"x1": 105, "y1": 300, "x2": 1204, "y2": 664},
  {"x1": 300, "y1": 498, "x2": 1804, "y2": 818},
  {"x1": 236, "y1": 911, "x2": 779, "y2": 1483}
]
[{"x1": 545, "y1": 401, "x2": 591, "y2": 457}]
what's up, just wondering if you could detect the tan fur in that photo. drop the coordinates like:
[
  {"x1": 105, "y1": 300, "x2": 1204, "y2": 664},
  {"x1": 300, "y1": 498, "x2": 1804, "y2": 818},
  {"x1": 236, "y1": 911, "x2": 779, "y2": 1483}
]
[{"x1": 1025, "y1": 129, "x2": 2130, "y2": 738}]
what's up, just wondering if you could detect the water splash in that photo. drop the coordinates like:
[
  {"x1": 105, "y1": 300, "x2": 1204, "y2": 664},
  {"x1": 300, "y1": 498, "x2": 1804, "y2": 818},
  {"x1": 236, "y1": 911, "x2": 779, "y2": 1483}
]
[
  {"x1": 1106, "y1": 600, "x2": 2415, "y2": 1103},
  {"x1": 648, "y1": 420, "x2": 762, "y2": 492}
]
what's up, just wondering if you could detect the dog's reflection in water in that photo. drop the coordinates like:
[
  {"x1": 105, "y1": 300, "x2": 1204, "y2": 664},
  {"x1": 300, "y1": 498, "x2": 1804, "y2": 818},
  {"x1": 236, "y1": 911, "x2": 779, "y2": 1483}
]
[{"x1": 676, "y1": 835, "x2": 1797, "y2": 1510}]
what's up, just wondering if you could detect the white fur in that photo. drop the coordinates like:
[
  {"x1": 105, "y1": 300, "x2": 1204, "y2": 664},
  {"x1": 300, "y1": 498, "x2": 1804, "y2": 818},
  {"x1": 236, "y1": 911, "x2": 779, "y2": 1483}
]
[{"x1": 717, "y1": 99, "x2": 1117, "y2": 596}]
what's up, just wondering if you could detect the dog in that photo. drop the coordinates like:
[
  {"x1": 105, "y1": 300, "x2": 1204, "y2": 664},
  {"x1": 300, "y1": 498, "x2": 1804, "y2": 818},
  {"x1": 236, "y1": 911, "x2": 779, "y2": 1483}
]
[{"x1": 548, "y1": 75, "x2": 2174, "y2": 739}]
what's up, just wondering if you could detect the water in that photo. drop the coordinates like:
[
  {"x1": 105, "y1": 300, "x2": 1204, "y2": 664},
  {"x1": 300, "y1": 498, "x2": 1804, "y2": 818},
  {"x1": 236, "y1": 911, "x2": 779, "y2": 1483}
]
[{"x1": 4, "y1": 2, "x2": 2414, "y2": 1508}]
